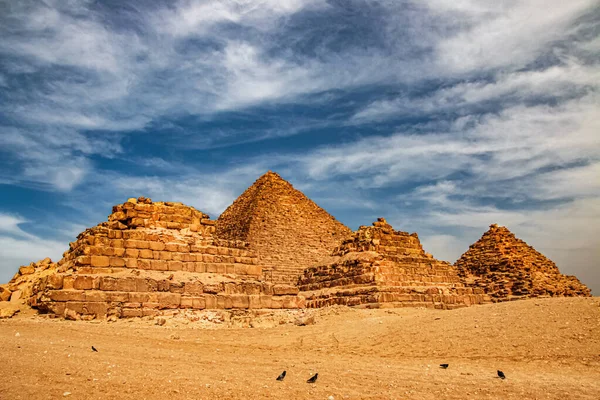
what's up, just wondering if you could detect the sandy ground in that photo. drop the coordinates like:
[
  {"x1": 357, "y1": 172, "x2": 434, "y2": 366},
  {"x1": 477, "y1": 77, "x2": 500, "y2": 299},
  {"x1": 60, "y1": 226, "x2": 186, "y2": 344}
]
[{"x1": 1, "y1": 297, "x2": 600, "y2": 400}]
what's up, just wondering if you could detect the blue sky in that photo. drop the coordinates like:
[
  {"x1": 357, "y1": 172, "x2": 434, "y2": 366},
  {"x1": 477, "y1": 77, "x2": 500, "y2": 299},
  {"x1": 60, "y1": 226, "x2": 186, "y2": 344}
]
[{"x1": 1, "y1": 0, "x2": 599, "y2": 293}]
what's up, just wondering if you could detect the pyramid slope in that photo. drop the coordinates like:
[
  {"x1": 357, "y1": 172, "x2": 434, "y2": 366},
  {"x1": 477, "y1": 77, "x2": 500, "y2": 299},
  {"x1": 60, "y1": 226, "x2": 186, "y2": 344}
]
[
  {"x1": 216, "y1": 171, "x2": 352, "y2": 284},
  {"x1": 299, "y1": 218, "x2": 488, "y2": 309},
  {"x1": 455, "y1": 224, "x2": 591, "y2": 301}
]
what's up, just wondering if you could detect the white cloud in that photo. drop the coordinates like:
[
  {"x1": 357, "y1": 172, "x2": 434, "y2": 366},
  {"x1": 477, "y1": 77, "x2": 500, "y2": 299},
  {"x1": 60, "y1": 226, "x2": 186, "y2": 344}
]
[
  {"x1": 0, "y1": 212, "x2": 67, "y2": 282},
  {"x1": 353, "y1": 63, "x2": 600, "y2": 122},
  {"x1": 426, "y1": 0, "x2": 598, "y2": 72}
]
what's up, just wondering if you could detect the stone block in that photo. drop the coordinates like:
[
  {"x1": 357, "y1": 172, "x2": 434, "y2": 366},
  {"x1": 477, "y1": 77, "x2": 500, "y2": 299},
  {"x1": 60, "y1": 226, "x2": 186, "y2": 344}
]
[
  {"x1": 19, "y1": 265, "x2": 36, "y2": 275},
  {"x1": 248, "y1": 295, "x2": 261, "y2": 309},
  {"x1": 73, "y1": 276, "x2": 96, "y2": 290},
  {"x1": 151, "y1": 260, "x2": 168, "y2": 271},
  {"x1": 192, "y1": 296, "x2": 206, "y2": 309},
  {"x1": 139, "y1": 249, "x2": 153, "y2": 259},
  {"x1": 91, "y1": 256, "x2": 110, "y2": 268},
  {"x1": 48, "y1": 290, "x2": 86, "y2": 302},
  {"x1": 165, "y1": 243, "x2": 179, "y2": 252},
  {"x1": 184, "y1": 282, "x2": 203, "y2": 295},
  {"x1": 47, "y1": 274, "x2": 64, "y2": 290},
  {"x1": 157, "y1": 292, "x2": 181, "y2": 308},
  {"x1": 116, "y1": 277, "x2": 137, "y2": 292},
  {"x1": 157, "y1": 280, "x2": 170, "y2": 292},
  {"x1": 149, "y1": 241, "x2": 165, "y2": 251},
  {"x1": 169, "y1": 282, "x2": 184, "y2": 293},
  {"x1": 231, "y1": 295, "x2": 249, "y2": 309},
  {"x1": 113, "y1": 248, "x2": 126, "y2": 257},
  {"x1": 204, "y1": 294, "x2": 217, "y2": 309},
  {"x1": 273, "y1": 285, "x2": 300, "y2": 295},
  {"x1": 62, "y1": 276, "x2": 75, "y2": 290},
  {"x1": 126, "y1": 258, "x2": 137, "y2": 268},
  {"x1": 99, "y1": 277, "x2": 118, "y2": 291},
  {"x1": 122, "y1": 308, "x2": 143, "y2": 318},
  {"x1": 130, "y1": 292, "x2": 150, "y2": 303},
  {"x1": 194, "y1": 263, "x2": 206, "y2": 273},
  {"x1": 125, "y1": 248, "x2": 139, "y2": 258},
  {"x1": 217, "y1": 294, "x2": 233, "y2": 309},
  {"x1": 167, "y1": 261, "x2": 182, "y2": 271},
  {"x1": 76, "y1": 256, "x2": 91, "y2": 265},
  {"x1": 109, "y1": 257, "x2": 126, "y2": 267}
]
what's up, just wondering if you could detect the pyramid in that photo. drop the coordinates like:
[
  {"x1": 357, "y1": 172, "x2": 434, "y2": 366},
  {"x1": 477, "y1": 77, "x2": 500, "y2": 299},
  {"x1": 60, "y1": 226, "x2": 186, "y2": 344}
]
[
  {"x1": 455, "y1": 224, "x2": 591, "y2": 301},
  {"x1": 298, "y1": 218, "x2": 488, "y2": 309},
  {"x1": 216, "y1": 171, "x2": 353, "y2": 284},
  {"x1": 3, "y1": 197, "x2": 304, "y2": 320}
]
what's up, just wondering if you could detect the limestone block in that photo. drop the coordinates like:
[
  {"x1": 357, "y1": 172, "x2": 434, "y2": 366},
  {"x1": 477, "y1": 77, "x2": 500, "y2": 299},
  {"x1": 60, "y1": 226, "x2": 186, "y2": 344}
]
[
  {"x1": 91, "y1": 256, "x2": 110, "y2": 268},
  {"x1": 203, "y1": 294, "x2": 217, "y2": 309},
  {"x1": 46, "y1": 274, "x2": 64, "y2": 290},
  {"x1": 63, "y1": 276, "x2": 75, "y2": 290},
  {"x1": 156, "y1": 292, "x2": 181, "y2": 308},
  {"x1": 48, "y1": 290, "x2": 86, "y2": 302},
  {"x1": 216, "y1": 294, "x2": 233, "y2": 309},
  {"x1": 19, "y1": 265, "x2": 35, "y2": 275},
  {"x1": 73, "y1": 276, "x2": 97, "y2": 290},
  {"x1": 273, "y1": 285, "x2": 300, "y2": 295},
  {"x1": 184, "y1": 282, "x2": 203, "y2": 295},
  {"x1": 109, "y1": 257, "x2": 126, "y2": 267},
  {"x1": 149, "y1": 241, "x2": 165, "y2": 251},
  {"x1": 139, "y1": 249, "x2": 153, "y2": 259},
  {"x1": 122, "y1": 308, "x2": 143, "y2": 318}
]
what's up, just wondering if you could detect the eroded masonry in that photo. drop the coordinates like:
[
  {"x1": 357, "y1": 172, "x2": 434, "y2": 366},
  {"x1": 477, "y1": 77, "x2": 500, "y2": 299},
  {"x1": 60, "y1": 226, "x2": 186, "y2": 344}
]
[{"x1": 0, "y1": 172, "x2": 591, "y2": 319}]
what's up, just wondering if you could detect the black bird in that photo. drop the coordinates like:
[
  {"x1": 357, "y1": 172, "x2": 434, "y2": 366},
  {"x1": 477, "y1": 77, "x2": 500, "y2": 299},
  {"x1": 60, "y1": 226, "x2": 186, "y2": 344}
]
[
  {"x1": 91, "y1": 346, "x2": 98, "y2": 352},
  {"x1": 440, "y1": 364, "x2": 449, "y2": 369},
  {"x1": 307, "y1": 373, "x2": 318, "y2": 383},
  {"x1": 497, "y1": 370, "x2": 506, "y2": 379},
  {"x1": 276, "y1": 371, "x2": 286, "y2": 381}
]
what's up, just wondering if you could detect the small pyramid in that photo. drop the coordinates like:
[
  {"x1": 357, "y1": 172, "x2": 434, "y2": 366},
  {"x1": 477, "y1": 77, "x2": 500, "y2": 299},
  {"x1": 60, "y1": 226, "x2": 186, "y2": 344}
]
[
  {"x1": 216, "y1": 171, "x2": 352, "y2": 284},
  {"x1": 455, "y1": 224, "x2": 590, "y2": 301},
  {"x1": 299, "y1": 218, "x2": 488, "y2": 309}
]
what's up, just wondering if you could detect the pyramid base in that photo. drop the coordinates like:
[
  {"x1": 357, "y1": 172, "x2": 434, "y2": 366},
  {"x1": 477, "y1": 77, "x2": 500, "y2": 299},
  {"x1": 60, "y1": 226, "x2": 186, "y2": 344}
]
[{"x1": 301, "y1": 284, "x2": 490, "y2": 310}]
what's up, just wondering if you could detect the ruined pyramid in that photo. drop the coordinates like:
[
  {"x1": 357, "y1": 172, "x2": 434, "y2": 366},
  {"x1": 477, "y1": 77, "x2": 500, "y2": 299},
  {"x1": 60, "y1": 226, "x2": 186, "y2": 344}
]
[
  {"x1": 455, "y1": 224, "x2": 591, "y2": 301},
  {"x1": 4, "y1": 197, "x2": 304, "y2": 320},
  {"x1": 298, "y1": 218, "x2": 488, "y2": 309},
  {"x1": 216, "y1": 171, "x2": 352, "y2": 284}
]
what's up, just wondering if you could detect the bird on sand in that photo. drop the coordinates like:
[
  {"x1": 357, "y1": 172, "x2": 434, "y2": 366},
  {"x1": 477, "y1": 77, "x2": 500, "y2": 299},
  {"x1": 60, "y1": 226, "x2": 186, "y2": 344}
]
[
  {"x1": 497, "y1": 370, "x2": 506, "y2": 379},
  {"x1": 91, "y1": 346, "x2": 98, "y2": 352},
  {"x1": 307, "y1": 373, "x2": 318, "y2": 383},
  {"x1": 276, "y1": 371, "x2": 286, "y2": 381},
  {"x1": 439, "y1": 364, "x2": 449, "y2": 369}
]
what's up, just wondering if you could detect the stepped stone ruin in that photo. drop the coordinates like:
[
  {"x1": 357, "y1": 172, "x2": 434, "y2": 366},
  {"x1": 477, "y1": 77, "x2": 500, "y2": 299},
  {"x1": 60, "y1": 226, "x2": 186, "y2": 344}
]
[
  {"x1": 2, "y1": 197, "x2": 303, "y2": 320},
  {"x1": 0, "y1": 172, "x2": 591, "y2": 320},
  {"x1": 299, "y1": 218, "x2": 489, "y2": 309},
  {"x1": 455, "y1": 224, "x2": 591, "y2": 301},
  {"x1": 217, "y1": 171, "x2": 352, "y2": 284}
]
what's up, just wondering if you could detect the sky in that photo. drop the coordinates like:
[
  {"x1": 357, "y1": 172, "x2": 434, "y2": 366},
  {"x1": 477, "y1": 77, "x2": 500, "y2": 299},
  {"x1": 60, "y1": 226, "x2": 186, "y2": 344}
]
[{"x1": 0, "y1": 0, "x2": 599, "y2": 293}]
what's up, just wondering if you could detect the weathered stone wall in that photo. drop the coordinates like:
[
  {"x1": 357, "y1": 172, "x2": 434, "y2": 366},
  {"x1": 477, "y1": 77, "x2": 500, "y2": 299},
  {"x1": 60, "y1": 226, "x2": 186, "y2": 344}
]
[
  {"x1": 455, "y1": 224, "x2": 591, "y2": 301},
  {"x1": 299, "y1": 218, "x2": 488, "y2": 309},
  {"x1": 21, "y1": 197, "x2": 303, "y2": 319},
  {"x1": 216, "y1": 172, "x2": 352, "y2": 284}
]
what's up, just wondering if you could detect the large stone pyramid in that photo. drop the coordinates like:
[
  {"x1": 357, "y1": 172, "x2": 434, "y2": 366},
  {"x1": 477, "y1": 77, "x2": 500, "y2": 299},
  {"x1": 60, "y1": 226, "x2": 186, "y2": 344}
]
[
  {"x1": 7, "y1": 197, "x2": 304, "y2": 320},
  {"x1": 455, "y1": 224, "x2": 591, "y2": 301},
  {"x1": 216, "y1": 171, "x2": 352, "y2": 284},
  {"x1": 299, "y1": 218, "x2": 488, "y2": 309}
]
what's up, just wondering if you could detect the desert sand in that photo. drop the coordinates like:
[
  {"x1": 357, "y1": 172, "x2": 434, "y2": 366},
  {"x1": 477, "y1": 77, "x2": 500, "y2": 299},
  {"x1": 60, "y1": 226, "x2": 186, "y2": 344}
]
[{"x1": 2, "y1": 297, "x2": 599, "y2": 400}]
